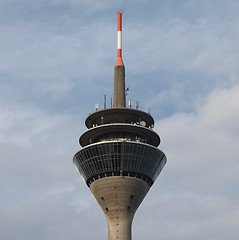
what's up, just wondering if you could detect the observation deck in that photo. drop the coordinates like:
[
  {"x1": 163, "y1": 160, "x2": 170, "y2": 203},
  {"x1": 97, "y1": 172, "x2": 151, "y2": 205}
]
[
  {"x1": 73, "y1": 107, "x2": 166, "y2": 187},
  {"x1": 73, "y1": 140, "x2": 166, "y2": 187}
]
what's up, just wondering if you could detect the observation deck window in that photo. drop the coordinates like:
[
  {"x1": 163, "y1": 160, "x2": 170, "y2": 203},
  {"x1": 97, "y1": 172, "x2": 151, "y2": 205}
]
[{"x1": 73, "y1": 141, "x2": 166, "y2": 186}]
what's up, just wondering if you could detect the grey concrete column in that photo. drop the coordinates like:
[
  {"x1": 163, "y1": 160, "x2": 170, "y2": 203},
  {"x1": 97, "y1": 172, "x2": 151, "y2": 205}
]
[
  {"x1": 113, "y1": 65, "x2": 126, "y2": 108},
  {"x1": 90, "y1": 176, "x2": 150, "y2": 240}
]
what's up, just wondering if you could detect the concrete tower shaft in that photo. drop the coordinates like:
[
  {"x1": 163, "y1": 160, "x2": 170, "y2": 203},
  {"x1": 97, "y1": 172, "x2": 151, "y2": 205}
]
[
  {"x1": 90, "y1": 177, "x2": 149, "y2": 240},
  {"x1": 113, "y1": 65, "x2": 126, "y2": 108}
]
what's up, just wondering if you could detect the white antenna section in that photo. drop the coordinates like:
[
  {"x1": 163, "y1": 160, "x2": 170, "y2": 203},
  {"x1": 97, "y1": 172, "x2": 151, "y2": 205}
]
[
  {"x1": 136, "y1": 101, "x2": 139, "y2": 109},
  {"x1": 128, "y1": 100, "x2": 133, "y2": 108},
  {"x1": 95, "y1": 103, "x2": 99, "y2": 111},
  {"x1": 89, "y1": 109, "x2": 91, "y2": 115}
]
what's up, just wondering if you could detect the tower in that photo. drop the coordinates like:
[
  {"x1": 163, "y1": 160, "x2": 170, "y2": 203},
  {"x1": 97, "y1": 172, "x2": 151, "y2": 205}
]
[{"x1": 73, "y1": 11, "x2": 167, "y2": 240}]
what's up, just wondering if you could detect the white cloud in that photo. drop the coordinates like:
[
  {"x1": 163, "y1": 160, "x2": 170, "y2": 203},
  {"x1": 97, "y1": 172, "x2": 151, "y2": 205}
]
[
  {"x1": 198, "y1": 85, "x2": 239, "y2": 137},
  {"x1": 0, "y1": 106, "x2": 78, "y2": 146},
  {"x1": 0, "y1": 104, "x2": 83, "y2": 199},
  {"x1": 125, "y1": 5, "x2": 239, "y2": 85},
  {"x1": 0, "y1": 103, "x2": 94, "y2": 239},
  {"x1": 149, "y1": 84, "x2": 239, "y2": 239}
]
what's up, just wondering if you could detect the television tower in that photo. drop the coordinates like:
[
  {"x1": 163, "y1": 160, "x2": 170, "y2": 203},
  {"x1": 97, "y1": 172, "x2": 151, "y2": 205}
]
[{"x1": 73, "y1": 11, "x2": 167, "y2": 240}]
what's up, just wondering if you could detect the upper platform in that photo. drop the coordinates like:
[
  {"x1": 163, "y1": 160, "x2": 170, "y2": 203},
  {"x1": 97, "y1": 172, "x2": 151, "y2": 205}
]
[
  {"x1": 80, "y1": 123, "x2": 160, "y2": 147},
  {"x1": 85, "y1": 108, "x2": 154, "y2": 129}
]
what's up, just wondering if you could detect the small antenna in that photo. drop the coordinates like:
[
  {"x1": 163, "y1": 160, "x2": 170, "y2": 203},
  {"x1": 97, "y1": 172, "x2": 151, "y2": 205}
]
[
  {"x1": 111, "y1": 97, "x2": 112, "y2": 108},
  {"x1": 95, "y1": 103, "x2": 99, "y2": 111},
  {"x1": 136, "y1": 101, "x2": 139, "y2": 109},
  {"x1": 104, "y1": 94, "x2": 106, "y2": 109},
  {"x1": 89, "y1": 109, "x2": 91, "y2": 115},
  {"x1": 128, "y1": 100, "x2": 133, "y2": 108},
  {"x1": 126, "y1": 87, "x2": 129, "y2": 96},
  {"x1": 148, "y1": 107, "x2": 150, "y2": 114}
]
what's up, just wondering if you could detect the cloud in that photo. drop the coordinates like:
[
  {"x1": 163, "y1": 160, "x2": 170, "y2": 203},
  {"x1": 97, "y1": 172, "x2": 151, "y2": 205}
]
[
  {"x1": 147, "y1": 84, "x2": 239, "y2": 239},
  {"x1": 1, "y1": 0, "x2": 238, "y2": 116},
  {"x1": 0, "y1": 103, "x2": 96, "y2": 240},
  {"x1": 0, "y1": 11, "x2": 118, "y2": 111},
  {"x1": 126, "y1": 12, "x2": 239, "y2": 79},
  {"x1": 0, "y1": 104, "x2": 83, "y2": 201}
]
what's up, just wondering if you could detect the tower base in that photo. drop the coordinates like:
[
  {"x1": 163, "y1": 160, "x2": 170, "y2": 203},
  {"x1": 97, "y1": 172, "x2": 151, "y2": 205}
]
[{"x1": 90, "y1": 176, "x2": 150, "y2": 240}]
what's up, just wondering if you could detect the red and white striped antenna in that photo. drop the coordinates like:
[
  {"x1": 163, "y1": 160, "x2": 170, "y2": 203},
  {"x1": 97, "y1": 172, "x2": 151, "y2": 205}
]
[{"x1": 115, "y1": 10, "x2": 124, "y2": 66}]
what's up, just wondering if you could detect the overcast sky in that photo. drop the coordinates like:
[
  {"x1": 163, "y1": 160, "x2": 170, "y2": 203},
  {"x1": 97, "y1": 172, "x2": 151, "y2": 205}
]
[{"x1": 1, "y1": 0, "x2": 239, "y2": 239}]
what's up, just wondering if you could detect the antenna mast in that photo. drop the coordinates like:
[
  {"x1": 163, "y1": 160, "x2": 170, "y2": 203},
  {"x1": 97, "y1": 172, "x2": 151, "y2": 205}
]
[{"x1": 113, "y1": 10, "x2": 126, "y2": 108}]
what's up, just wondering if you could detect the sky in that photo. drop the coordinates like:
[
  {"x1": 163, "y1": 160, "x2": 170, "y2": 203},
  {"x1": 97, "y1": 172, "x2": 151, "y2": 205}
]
[{"x1": 0, "y1": 0, "x2": 239, "y2": 239}]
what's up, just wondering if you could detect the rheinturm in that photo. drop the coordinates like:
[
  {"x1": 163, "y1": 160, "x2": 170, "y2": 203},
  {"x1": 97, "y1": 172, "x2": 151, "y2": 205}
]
[{"x1": 73, "y1": 11, "x2": 167, "y2": 240}]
